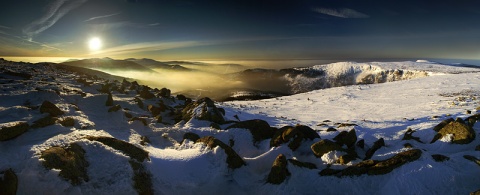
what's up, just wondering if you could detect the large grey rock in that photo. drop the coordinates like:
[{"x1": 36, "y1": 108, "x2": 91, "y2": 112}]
[{"x1": 182, "y1": 97, "x2": 225, "y2": 124}]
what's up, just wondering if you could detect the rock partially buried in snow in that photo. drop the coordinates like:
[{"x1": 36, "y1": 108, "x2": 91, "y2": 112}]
[
  {"x1": 287, "y1": 159, "x2": 317, "y2": 169},
  {"x1": 431, "y1": 121, "x2": 476, "y2": 144},
  {"x1": 0, "y1": 121, "x2": 29, "y2": 141},
  {"x1": 195, "y1": 136, "x2": 245, "y2": 169},
  {"x1": 267, "y1": 154, "x2": 290, "y2": 184},
  {"x1": 41, "y1": 143, "x2": 89, "y2": 185},
  {"x1": 227, "y1": 119, "x2": 274, "y2": 143},
  {"x1": 0, "y1": 168, "x2": 17, "y2": 195},
  {"x1": 182, "y1": 97, "x2": 225, "y2": 124},
  {"x1": 86, "y1": 136, "x2": 150, "y2": 162},
  {"x1": 31, "y1": 115, "x2": 57, "y2": 129},
  {"x1": 364, "y1": 138, "x2": 385, "y2": 160},
  {"x1": 40, "y1": 101, "x2": 64, "y2": 117},
  {"x1": 311, "y1": 139, "x2": 344, "y2": 157},
  {"x1": 333, "y1": 129, "x2": 357, "y2": 148},
  {"x1": 182, "y1": 132, "x2": 200, "y2": 143}
]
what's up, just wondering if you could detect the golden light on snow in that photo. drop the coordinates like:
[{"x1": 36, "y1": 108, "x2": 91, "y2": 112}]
[{"x1": 88, "y1": 37, "x2": 102, "y2": 51}]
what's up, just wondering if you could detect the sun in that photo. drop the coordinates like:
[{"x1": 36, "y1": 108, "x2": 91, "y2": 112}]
[{"x1": 88, "y1": 37, "x2": 102, "y2": 51}]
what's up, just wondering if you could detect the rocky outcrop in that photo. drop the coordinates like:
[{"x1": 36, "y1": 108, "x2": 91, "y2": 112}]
[
  {"x1": 195, "y1": 136, "x2": 245, "y2": 169},
  {"x1": 227, "y1": 119, "x2": 274, "y2": 143},
  {"x1": 267, "y1": 154, "x2": 290, "y2": 184},
  {"x1": 86, "y1": 136, "x2": 149, "y2": 162},
  {"x1": 431, "y1": 120, "x2": 476, "y2": 144},
  {"x1": 41, "y1": 143, "x2": 89, "y2": 185},
  {"x1": 271, "y1": 125, "x2": 320, "y2": 151},
  {"x1": 182, "y1": 97, "x2": 225, "y2": 124},
  {"x1": 0, "y1": 121, "x2": 29, "y2": 141},
  {"x1": 40, "y1": 101, "x2": 64, "y2": 116},
  {"x1": 139, "y1": 88, "x2": 155, "y2": 99},
  {"x1": 321, "y1": 149, "x2": 422, "y2": 177},
  {"x1": 158, "y1": 88, "x2": 171, "y2": 97},
  {"x1": 0, "y1": 169, "x2": 18, "y2": 195}
]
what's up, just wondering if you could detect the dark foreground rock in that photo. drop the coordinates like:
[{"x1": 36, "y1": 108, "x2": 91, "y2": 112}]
[
  {"x1": 195, "y1": 136, "x2": 245, "y2": 169},
  {"x1": 0, "y1": 121, "x2": 29, "y2": 141},
  {"x1": 41, "y1": 143, "x2": 89, "y2": 185},
  {"x1": 364, "y1": 138, "x2": 385, "y2": 160},
  {"x1": 0, "y1": 168, "x2": 18, "y2": 195},
  {"x1": 311, "y1": 139, "x2": 344, "y2": 157},
  {"x1": 333, "y1": 129, "x2": 357, "y2": 148},
  {"x1": 86, "y1": 136, "x2": 149, "y2": 162},
  {"x1": 129, "y1": 160, "x2": 154, "y2": 195},
  {"x1": 267, "y1": 154, "x2": 290, "y2": 184}
]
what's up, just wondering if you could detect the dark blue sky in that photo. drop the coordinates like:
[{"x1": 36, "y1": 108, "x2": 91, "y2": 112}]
[{"x1": 0, "y1": 0, "x2": 479, "y2": 62}]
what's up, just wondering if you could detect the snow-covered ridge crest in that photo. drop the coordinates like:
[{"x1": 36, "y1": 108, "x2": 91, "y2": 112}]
[{"x1": 283, "y1": 61, "x2": 478, "y2": 94}]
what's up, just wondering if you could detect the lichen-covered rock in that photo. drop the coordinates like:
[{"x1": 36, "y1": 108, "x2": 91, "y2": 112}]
[
  {"x1": 364, "y1": 138, "x2": 385, "y2": 160},
  {"x1": 288, "y1": 159, "x2": 317, "y2": 169},
  {"x1": 0, "y1": 168, "x2": 17, "y2": 195},
  {"x1": 333, "y1": 129, "x2": 357, "y2": 148},
  {"x1": 0, "y1": 121, "x2": 29, "y2": 141},
  {"x1": 337, "y1": 154, "x2": 357, "y2": 165},
  {"x1": 32, "y1": 115, "x2": 57, "y2": 129},
  {"x1": 58, "y1": 117, "x2": 75, "y2": 127},
  {"x1": 105, "y1": 93, "x2": 114, "y2": 106},
  {"x1": 227, "y1": 119, "x2": 274, "y2": 143},
  {"x1": 271, "y1": 125, "x2": 320, "y2": 150},
  {"x1": 40, "y1": 101, "x2": 64, "y2": 116},
  {"x1": 108, "y1": 104, "x2": 122, "y2": 112},
  {"x1": 311, "y1": 139, "x2": 344, "y2": 157},
  {"x1": 267, "y1": 154, "x2": 290, "y2": 184},
  {"x1": 182, "y1": 97, "x2": 225, "y2": 124},
  {"x1": 431, "y1": 121, "x2": 476, "y2": 144},
  {"x1": 338, "y1": 159, "x2": 377, "y2": 176},
  {"x1": 86, "y1": 136, "x2": 149, "y2": 162},
  {"x1": 41, "y1": 143, "x2": 89, "y2": 185},
  {"x1": 433, "y1": 118, "x2": 454, "y2": 131},
  {"x1": 195, "y1": 136, "x2": 245, "y2": 169},
  {"x1": 367, "y1": 149, "x2": 422, "y2": 175}
]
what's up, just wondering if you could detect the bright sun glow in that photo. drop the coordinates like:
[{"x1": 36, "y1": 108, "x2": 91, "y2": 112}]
[{"x1": 88, "y1": 37, "x2": 102, "y2": 51}]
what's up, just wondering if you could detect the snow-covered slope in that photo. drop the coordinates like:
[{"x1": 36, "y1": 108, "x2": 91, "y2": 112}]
[
  {"x1": 283, "y1": 61, "x2": 480, "y2": 93},
  {"x1": 1, "y1": 59, "x2": 479, "y2": 194}
]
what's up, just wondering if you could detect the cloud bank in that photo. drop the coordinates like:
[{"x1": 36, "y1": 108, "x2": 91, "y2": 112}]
[
  {"x1": 313, "y1": 7, "x2": 369, "y2": 18},
  {"x1": 22, "y1": 0, "x2": 87, "y2": 40}
]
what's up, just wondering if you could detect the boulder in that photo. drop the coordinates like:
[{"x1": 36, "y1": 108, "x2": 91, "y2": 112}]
[
  {"x1": 356, "y1": 139, "x2": 365, "y2": 149},
  {"x1": 139, "y1": 89, "x2": 155, "y2": 99},
  {"x1": 471, "y1": 190, "x2": 480, "y2": 195},
  {"x1": 134, "y1": 97, "x2": 144, "y2": 109},
  {"x1": 32, "y1": 115, "x2": 57, "y2": 128},
  {"x1": 210, "y1": 123, "x2": 221, "y2": 130},
  {"x1": 41, "y1": 143, "x2": 89, "y2": 185},
  {"x1": 130, "y1": 117, "x2": 148, "y2": 126},
  {"x1": 267, "y1": 154, "x2": 290, "y2": 184},
  {"x1": 402, "y1": 128, "x2": 423, "y2": 143},
  {"x1": 431, "y1": 121, "x2": 476, "y2": 144},
  {"x1": 147, "y1": 105, "x2": 162, "y2": 117},
  {"x1": 433, "y1": 118, "x2": 454, "y2": 131},
  {"x1": 182, "y1": 132, "x2": 200, "y2": 143},
  {"x1": 0, "y1": 121, "x2": 29, "y2": 141},
  {"x1": 40, "y1": 101, "x2": 64, "y2": 116},
  {"x1": 333, "y1": 129, "x2": 357, "y2": 148},
  {"x1": 86, "y1": 136, "x2": 149, "y2": 162},
  {"x1": 195, "y1": 136, "x2": 245, "y2": 169},
  {"x1": 129, "y1": 160, "x2": 154, "y2": 195},
  {"x1": 182, "y1": 97, "x2": 225, "y2": 124},
  {"x1": 311, "y1": 139, "x2": 344, "y2": 157},
  {"x1": 0, "y1": 169, "x2": 17, "y2": 195},
  {"x1": 58, "y1": 117, "x2": 75, "y2": 127},
  {"x1": 337, "y1": 154, "x2": 357, "y2": 165},
  {"x1": 158, "y1": 88, "x2": 171, "y2": 97},
  {"x1": 270, "y1": 125, "x2": 320, "y2": 150},
  {"x1": 338, "y1": 160, "x2": 377, "y2": 176},
  {"x1": 364, "y1": 138, "x2": 385, "y2": 160},
  {"x1": 105, "y1": 93, "x2": 114, "y2": 106},
  {"x1": 227, "y1": 119, "x2": 274, "y2": 143}
]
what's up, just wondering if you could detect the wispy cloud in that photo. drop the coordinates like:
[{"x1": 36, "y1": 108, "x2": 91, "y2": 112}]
[
  {"x1": 0, "y1": 25, "x2": 11, "y2": 29},
  {"x1": 313, "y1": 7, "x2": 369, "y2": 18},
  {"x1": 22, "y1": 0, "x2": 88, "y2": 40},
  {"x1": 84, "y1": 12, "x2": 121, "y2": 22}
]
